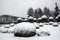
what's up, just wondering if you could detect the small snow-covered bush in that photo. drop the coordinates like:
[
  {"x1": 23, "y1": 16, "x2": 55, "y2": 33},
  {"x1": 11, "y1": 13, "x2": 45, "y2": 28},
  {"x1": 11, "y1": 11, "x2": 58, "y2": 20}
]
[
  {"x1": 38, "y1": 17, "x2": 42, "y2": 23},
  {"x1": 39, "y1": 23, "x2": 43, "y2": 27},
  {"x1": 14, "y1": 22, "x2": 36, "y2": 37},
  {"x1": 10, "y1": 23, "x2": 15, "y2": 27},
  {"x1": 41, "y1": 15, "x2": 48, "y2": 22},
  {"x1": 33, "y1": 18, "x2": 37, "y2": 22},
  {"x1": 49, "y1": 17, "x2": 54, "y2": 22},
  {"x1": 17, "y1": 18, "x2": 23, "y2": 23},
  {"x1": 1, "y1": 24, "x2": 11, "y2": 33},
  {"x1": 36, "y1": 29, "x2": 50, "y2": 36},
  {"x1": 28, "y1": 16, "x2": 33, "y2": 23},
  {"x1": 53, "y1": 22, "x2": 58, "y2": 27},
  {"x1": 4, "y1": 24, "x2": 10, "y2": 28},
  {"x1": 49, "y1": 22, "x2": 54, "y2": 25},
  {"x1": 23, "y1": 18, "x2": 28, "y2": 22}
]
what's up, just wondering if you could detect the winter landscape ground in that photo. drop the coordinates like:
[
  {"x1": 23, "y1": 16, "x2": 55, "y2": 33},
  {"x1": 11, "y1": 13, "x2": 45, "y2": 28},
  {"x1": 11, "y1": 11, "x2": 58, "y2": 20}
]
[{"x1": 0, "y1": 22, "x2": 60, "y2": 40}]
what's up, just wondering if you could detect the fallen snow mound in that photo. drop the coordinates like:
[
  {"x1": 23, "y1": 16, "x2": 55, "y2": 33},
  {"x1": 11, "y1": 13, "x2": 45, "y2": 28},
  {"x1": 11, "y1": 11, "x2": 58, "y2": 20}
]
[{"x1": 14, "y1": 22, "x2": 36, "y2": 37}]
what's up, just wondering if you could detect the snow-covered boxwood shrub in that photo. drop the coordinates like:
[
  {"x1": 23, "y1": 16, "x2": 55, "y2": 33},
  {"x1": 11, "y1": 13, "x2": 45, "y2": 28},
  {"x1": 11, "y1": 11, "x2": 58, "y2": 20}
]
[
  {"x1": 49, "y1": 22, "x2": 54, "y2": 25},
  {"x1": 41, "y1": 15, "x2": 48, "y2": 22},
  {"x1": 23, "y1": 18, "x2": 28, "y2": 22},
  {"x1": 53, "y1": 22, "x2": 58, "y2": 27},
  {"x1": 10, "y1": 23, "x2": 15, "y2": 27},
  {"x1": 28, "y1": 16, "x2": 33, "y2": 23},
  {"x1": 14, "y1": 22, "x2": 36, "y2": 37},
  {"x1": 38, "y1": 17, "x2": 42, "y2": 23},
  {"x1": 1, "y1": 25, "x2": 10, "y2": 33},
  {"x1": 39, "y1": 23, "x2": 43, "y2": 27},
  {"x1": 33, "y1": 18, "x2": 37, "y2": 22},
  {"x1": 17, "y1": 18, "x2": 23, "y2": 23},
  {"x1": 49, "y1": 17, "x2": 54, "y2": 22},
  {"x1": 36, "y1": 30, "x2": 50, "y2": 36}
]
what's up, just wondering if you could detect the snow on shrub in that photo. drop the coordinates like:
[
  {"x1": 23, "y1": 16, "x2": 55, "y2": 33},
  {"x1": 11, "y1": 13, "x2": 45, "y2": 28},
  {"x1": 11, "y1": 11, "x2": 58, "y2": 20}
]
[
  {"x1": 41, "y1": 15, "x2": 47, "y2": 19},
  {"x1": 49, "y1": 22, "x2": 54, "y2": 25},
  {"x1": 17, "y1": 18, "x2": 23, "y2": 23},
  {"x1": 36, "y1": 29, "x2": 50, "y2": 36},
  {"x1": 49, "y1": 17, "x2": 53, "y2": 19},
  {"x1": 23, "y1": 18, "x2": 28, "y2": 22},
  {"x1": 17, "y1": 18, "x2": 22, "y2": 20},
  {"x1": 33, "y1": 18, "x2": 37, "y2": 22},
  {"x1": 28, "y1": 16, "x2": 33, "y2": 19},
  {"x1": 38, "y1": 17, "x2": 42, "y2": 23},
  {"x1": 41, "y1": 15, "x2": 48, "y2": 22},
  {"x1": 49, "y1": 17, "x2": 54, "y2": 22},
  {"x1": 39, "y1": 23, "x2": 43, "y2": 27},
  {"x1": 4, "y1": 24, "x2": 10, "y2": 28},
  {"x1": 28, "y1": 16, "x2": 33, "y2": 23},
  {"x1": 53, "y1": 22, "x2": 58, "y2": 27},
  {"x1": 1, "y1": 24, "x2": 10, "y2": 33},
  {"x1": 10, "y1": 23, "x2": 15, "y2": 27},
  {"x1": 14, "y1": 22, "x2": 36, "y2": 37}
]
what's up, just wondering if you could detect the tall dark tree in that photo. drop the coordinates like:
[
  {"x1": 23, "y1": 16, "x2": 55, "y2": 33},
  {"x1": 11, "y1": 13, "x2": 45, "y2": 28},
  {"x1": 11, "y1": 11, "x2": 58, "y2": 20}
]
[
  {"x1": 34, "y1": 8, "x2": 43, "y2": 19},
  {"x1": 27, "y1": 7, "x2": 34, "y2": 17},
  {"x1": 37, "y1": 8, "x2": 43, "y2": 17},
  {"x1": 43, "y1": 7, "x2": 50, "y2": 18},
  {"x1": 54, "y1": 3, "x2": 59, "y2": 18},
  {"x1": 34, "y1": 9, "x2": 38, "y2": 19}
]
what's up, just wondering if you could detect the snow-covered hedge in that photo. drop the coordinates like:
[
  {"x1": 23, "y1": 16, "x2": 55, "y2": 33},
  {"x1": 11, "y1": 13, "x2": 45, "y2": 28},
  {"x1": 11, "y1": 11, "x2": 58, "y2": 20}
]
[
  {"x1": 14, "y1": 22, "x2": 36, "y2": 37},
  {"x1": 33, "y1": 18, "x2": 37, "y2": 22},
  {"x1": 49, "y1": 17, "x2": 54, "y2": 22},
  {"x1": 1, "y1": 25, "x2": 10, "y2": 33},
  {"x1": 28, "y1": 16, "x2": 33, "y2": 23},
  {"x1": 23, "y1": 18, "x2": 28, "y2": 22},
  {"x1": 39, "y1": 23, "x2": 43, "y2": 27},
  {"x1": 41, "y1": 15, "x2": 47, "y2": 19},
  {"x1": 49, "y1": 22, "x2": 54, "y2": 25},
  {"x1": 53, "y1": 22, "x2": 58, "y2": 27},
  {"x1": 41, "y1": 15, "x2": 48, "y2": 22},
  {"x1": 38, "y1": 17, "x2": 42, "y2": 23},
  {"x1": 10, "y1": 23, "x2": 15, "y2": 27},
  {"x1": 36, "y1": 29, "x2": 50, "y2": 36},
  {"x1": 17, "y1": 18, "x2": 23, "y2": 23}
]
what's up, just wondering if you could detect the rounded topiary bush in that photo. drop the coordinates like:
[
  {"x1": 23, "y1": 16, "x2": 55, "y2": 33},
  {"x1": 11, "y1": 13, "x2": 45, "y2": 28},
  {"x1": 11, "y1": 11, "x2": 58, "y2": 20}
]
[
  {"x1": 17, "y1": 18, "x2": 23, "y2": 23},
  {"x1": 23, "y1": 18, "x2": 28, "y2": 22},
  {"x1": 33, "y1": 18, "x2": 37, "y2": 22},
  {"x1": 28, "y1": 16, "x2": 33, "y2": 23},
  {"x1": 14, "y1": 22, "x2": 36, "y2": 37},
  {"x1": 38, "y1": 17, "x2": 42, "y2": 23},
  {"x1": 49, "y1": 17, "x2": 54, "y2": 22},
  {"x1": 41, "y1": 15, "x2": 48, "y2": 22}
]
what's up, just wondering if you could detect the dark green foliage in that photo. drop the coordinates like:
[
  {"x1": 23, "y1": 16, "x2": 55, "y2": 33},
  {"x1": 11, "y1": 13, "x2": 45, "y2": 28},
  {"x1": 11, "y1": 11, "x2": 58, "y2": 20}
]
[
  {"x1": 28, "y1": 19, "x2": 33, "y2": 23},
  {"x1": 14, "y1": 31, "x2": 36, "y2": 37}
]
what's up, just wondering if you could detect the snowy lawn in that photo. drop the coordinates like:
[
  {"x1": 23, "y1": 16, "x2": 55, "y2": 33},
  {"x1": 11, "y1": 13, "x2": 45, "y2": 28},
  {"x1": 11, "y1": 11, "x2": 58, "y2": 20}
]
[{"x1": 0, "y1": 23, "x2": 60, "y2": 40}]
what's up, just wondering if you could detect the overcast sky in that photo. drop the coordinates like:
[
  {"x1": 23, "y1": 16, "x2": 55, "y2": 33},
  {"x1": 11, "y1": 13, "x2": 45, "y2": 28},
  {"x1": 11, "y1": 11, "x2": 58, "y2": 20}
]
[{"x1": 0, "y1": 0, "x2": 60, "y2": 17}]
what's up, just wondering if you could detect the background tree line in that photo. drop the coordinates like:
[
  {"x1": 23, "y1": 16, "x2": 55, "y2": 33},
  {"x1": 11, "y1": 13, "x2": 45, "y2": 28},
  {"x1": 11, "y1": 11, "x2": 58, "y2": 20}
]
[{"x1": 27, "y1": 3, "x2": 60, "y2": 19}]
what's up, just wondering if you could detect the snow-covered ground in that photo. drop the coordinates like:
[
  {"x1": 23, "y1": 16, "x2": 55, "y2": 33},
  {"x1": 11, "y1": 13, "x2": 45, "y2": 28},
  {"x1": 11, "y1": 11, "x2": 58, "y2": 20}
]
[{"x1": 0, "y1": 22, "x2": 60, "y2": 40}]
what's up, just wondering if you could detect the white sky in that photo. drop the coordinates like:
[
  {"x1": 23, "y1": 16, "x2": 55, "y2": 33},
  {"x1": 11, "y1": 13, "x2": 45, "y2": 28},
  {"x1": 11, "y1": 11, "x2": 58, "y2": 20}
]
[{"x1": 0, "y1": 0, "x2": 60, "y2": 17}]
